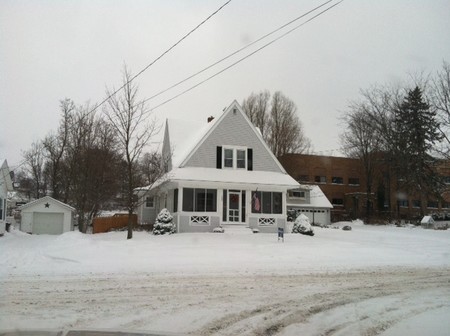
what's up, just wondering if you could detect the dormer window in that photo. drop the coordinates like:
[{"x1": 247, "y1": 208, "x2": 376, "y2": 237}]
[
  {"x1": 223, "y1": 147, "x2": 247, "y2": 169},
  {"x1": 216, "y1": 146, "x2": 253, "y2": 170},
  {"x1": 224, "y1": 149, "x2": 233, "y2": 168},
  {"x1": 236, "y1": 149, "x2": 246, "y2": 169}
]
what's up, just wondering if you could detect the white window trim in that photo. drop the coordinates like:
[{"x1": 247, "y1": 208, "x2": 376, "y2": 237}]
[
  {"x1": 145, "y1": 196, "x2": 155, "y2": 208},
  {"x1": 289, "y1": 190, "x2": 306, "y2": 199},
  {"x1": 222, "y1": 146, "x2": 247, "y2": 170}
]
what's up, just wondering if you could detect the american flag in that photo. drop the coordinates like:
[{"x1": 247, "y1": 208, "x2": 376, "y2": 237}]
[{"x1": 253, "y1": 192, "x2": 260, "y2": 212}]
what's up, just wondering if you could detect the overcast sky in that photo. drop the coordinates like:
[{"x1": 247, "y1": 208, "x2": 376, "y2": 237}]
[{"x1": 1, "y1": 0, "x2": 449, "y2": 170}]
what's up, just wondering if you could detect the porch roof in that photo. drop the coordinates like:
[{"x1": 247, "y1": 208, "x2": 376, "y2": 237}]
[{"x1": 149, "y1": 167, "x2": 299, "y2": 190}]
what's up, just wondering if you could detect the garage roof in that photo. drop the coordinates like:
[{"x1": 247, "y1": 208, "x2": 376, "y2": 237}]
[{"x1": 18, "y1": 196, "x2": 75, "y2": 212}]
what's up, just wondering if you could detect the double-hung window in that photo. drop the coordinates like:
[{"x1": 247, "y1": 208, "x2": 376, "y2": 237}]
[
  {"x1": 145, "y1": 196, "x2": 154, "y2": 208},
  {"x1": 224, "y1": 149, "x2": 234, "y2": 168},
  {"x1": 223, "y1": 147, "x2": 247, "y2": 169}
]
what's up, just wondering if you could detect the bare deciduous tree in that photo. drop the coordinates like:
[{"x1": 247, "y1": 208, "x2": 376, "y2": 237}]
[
  {"x1": 242, "y1": 90, "x2": 310, "y2": 158},
  {"x1": 22, "y1": 141, "x2": 45, "y2": 199},
  {"x1": 341, "y1": 103, "x2": 382, "y2": 221},
  {"x1": 43, "y1": 98, "x2": 74, "y2": 200},
  {"x1": 242, "y1": 90, "x2": 270, "y2": 137},
  {"x1": 432, "y1": 61, "x2": 450, "y2": 156},
  {"x1": 139, "y1": 151, "x2": 164, "y2": 187},
  {"x1": 104, "y1": 66, "x2": 158, "y2": 239}
]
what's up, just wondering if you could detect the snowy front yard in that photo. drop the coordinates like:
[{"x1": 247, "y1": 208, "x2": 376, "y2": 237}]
[{"x1": 1, "y1": 222, "x2": 450, "y2": 335}]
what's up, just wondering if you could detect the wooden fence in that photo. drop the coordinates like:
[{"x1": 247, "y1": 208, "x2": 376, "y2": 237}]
[{"x1": 92, "y1": 214, "x2": 138, "y2": 234}]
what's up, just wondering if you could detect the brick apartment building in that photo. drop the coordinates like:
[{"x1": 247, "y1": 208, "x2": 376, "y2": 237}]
[{"x1": 279, "y1": 154, "x2": 450, "y2": 222}]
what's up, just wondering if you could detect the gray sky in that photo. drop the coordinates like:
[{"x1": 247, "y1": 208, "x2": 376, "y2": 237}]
[{"x1": 1, "y1": 0, "x2": 449, "y2": 169}]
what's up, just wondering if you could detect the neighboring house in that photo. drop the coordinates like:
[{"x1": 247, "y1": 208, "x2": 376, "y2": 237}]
[
  {"x1": 0, "y1": 160, "x2": 13, "y2": 235},
  {"x1": 135, "y1": 100, "x2": 329, "y2": 233},
  {"x1": 286, "y1": 185, "x2": 333, "y2": 226},
  {"x1": 19, "y1": 196, "x2": 75, "y2": 234}
]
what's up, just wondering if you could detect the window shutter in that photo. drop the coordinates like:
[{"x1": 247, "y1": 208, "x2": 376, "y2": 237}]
[
  {"x1": 247, "y1": 148, "x2": 253, "y2": 171},
  {"x1": 216, "y1": 146, "x2": 222, "y2": 169}
]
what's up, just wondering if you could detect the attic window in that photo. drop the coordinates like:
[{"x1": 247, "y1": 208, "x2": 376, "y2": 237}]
[{"x1": 223, "y1": 147, "x2": 247, "y2": 170}]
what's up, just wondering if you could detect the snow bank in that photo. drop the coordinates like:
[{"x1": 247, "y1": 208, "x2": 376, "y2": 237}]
[{"x1": 1, "y1": 223, "x2": 449, "y2": 277}]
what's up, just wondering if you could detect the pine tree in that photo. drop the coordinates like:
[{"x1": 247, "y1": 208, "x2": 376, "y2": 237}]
[
  {"x1": 394, "y1": 86, "x2": 443, "y2": 214},
  {"x1": 152, "y1": 208, "x2": 176, "y2": 235}
]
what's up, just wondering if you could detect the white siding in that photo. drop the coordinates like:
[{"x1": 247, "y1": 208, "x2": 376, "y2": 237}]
[
  {"x1": 184, "y1": 107, "x2": 283, "y2": 173},
  {"x1": 21, "y1": 213, "x2": 33, "y2": 233}
]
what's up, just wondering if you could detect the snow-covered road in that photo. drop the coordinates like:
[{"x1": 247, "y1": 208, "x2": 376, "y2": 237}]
[
  {"x1": 1, "y1": 223, "x2": 449, "y2": 335},
  {"x1": 2, "y1": 268, "x2": 450, "y2": 335}
]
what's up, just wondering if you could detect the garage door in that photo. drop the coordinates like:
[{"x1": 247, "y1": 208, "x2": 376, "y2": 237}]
[
  {"x1": 311, "y1": 211, "x2": 328, "y2": 226},
  {"x1": 298, "y1": 209, "x2": 328, "y2": 226},
  {"x1": 33, "y1": 212, "x2": 64, "y2": 235}
]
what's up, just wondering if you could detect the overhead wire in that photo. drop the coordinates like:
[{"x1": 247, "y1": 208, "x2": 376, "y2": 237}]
[
  {"x1": 143, "y1": 0, "x2": 335, "y2": 103},
  {"x1": 87, "y1": 0, "x2": 232, "y2": 116},
  {"x1": 148, "y1": 1, "x2": 344, "y2": 112}
]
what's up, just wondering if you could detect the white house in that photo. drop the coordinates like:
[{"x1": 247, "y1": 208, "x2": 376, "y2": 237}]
[
  {"x1": 135, "y1": 100, "x2": 331, "y2": 233},
  {"x1": 0, "y1": 160, "x2": 13, "y2": 235},
  {"x1": 19, "y1": 196, "x2": 75, "y2": 234}
]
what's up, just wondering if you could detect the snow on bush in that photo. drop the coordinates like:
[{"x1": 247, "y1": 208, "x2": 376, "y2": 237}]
[
  {"x1": 213, "y1": 226, "x2": 224, "y2": 233},
  {"x1": 152, "y1": 208, "x2": 176, "y2": 235},
  {"x1": 292, "y1": 213, "x2": 314, "y2": 236}
]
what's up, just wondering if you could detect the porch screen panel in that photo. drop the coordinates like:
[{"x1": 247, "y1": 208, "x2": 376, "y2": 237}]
[
  {"x1": 173, "y1": 188, "x2": 178, "y2": 213},
  {"x1": 262, "y1": 192, "x2": 272, "y2": 214},
  {"x1": 251, "y1": 191, "x2": 262, "y2": 214},
  {"x1": 223, "y1": 190, "x2": 227, "y2": 222},
  {"x1": 195, "y1": 189, "x2": 206, "y2": 211},
  {"x1": 206, "y1": 189, "x2": 217, "y2": 212},
  {"x1": 241, "y1": 191, "x2": 246, "y2": 222},
  {"x1": 273, "y1": 192, "x2": 282, "y2": 214},
  {"x1": 182, "y1": 188, "x2": 194, "y2": 212}
]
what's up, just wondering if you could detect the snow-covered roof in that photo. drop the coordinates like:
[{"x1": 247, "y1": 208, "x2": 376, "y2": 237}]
[
  {"x1": 18, "y1": 196, "x2": 75, "y2": 212},
  {"x1": 167, "y1": 118, "x2": 217, "y2": 168},
  {"x1": 308, "y1": 185, "x2": 333, "y2": 208},
  {"x1": 421, "y1": 216, "x2": 434, "y2": 224},
  {"x1": 152, "y1": 167, "x2": 299, "y2": 190},
  {"x1": 287, "y1": 184, "x2": 333, "y2": 209}
]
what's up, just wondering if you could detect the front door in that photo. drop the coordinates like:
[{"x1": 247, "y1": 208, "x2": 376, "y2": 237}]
[{"x1": 228, "y1": 191, "x2": 240, "y2": 222}]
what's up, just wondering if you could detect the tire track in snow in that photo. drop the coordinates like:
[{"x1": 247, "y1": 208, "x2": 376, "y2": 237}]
[{"x1": 1, "y1": 268, "x2": 450, "y2": 335}]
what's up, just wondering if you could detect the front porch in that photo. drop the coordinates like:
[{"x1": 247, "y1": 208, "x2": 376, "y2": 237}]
[{"x1": 144, "y1": 182, "x2": 289, "y2": 233}]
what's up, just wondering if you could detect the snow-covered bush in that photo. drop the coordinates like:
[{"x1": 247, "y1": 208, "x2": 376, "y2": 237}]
[
  {"x1": 152, "y1": 208, "x2": 176, "y2": 235},
  {"x1": 213, "y1": 226, "x2": 224, "y2": 233},
  {"x1": 287, "y1": 209, "x2": 298, "y2": 222},
  {"x1": 292, "y1": 213, "x2": 314, "y2": 236}
]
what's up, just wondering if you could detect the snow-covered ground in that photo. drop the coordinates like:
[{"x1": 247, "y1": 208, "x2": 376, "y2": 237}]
[{"x1": 1, "y1": 222, "x2": 449, "y2": 335}]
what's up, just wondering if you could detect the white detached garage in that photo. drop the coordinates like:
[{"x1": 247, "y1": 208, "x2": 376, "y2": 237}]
[{"x1": 19, "y1": 196, "x2": 75, "y2": 234}]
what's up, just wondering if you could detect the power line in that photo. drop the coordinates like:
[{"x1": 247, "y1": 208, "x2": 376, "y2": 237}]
[
  {"x1": 148, "y1": 1, "x2": 344, "y2": 112},
  {"x1": 143, "y1": 0, "x2": 334, "y2": 104},
  {"x1": 88, "y1": 0, "x2": 232, "y2": 116}
]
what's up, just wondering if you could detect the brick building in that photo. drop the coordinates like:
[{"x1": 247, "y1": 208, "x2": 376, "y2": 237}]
[{"x1": 279, "y1": 153, "x2": 450, "y2": 222}]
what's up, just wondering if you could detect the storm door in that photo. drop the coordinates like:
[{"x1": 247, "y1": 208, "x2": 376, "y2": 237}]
[{"x1": 228, "y1": 191, "x2": 241, "y2": 222}]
